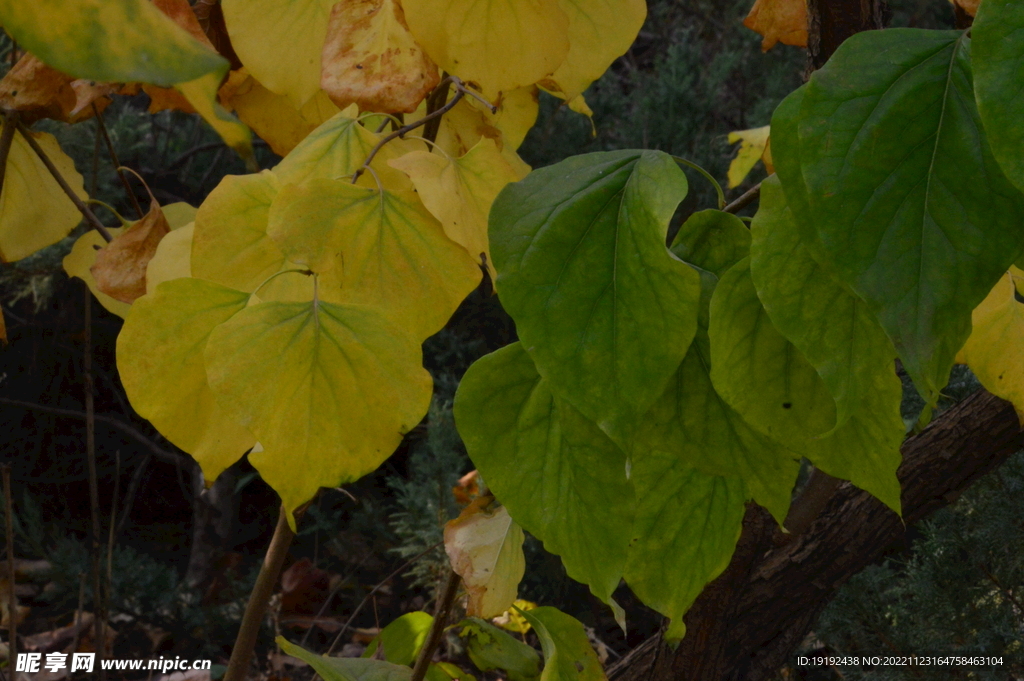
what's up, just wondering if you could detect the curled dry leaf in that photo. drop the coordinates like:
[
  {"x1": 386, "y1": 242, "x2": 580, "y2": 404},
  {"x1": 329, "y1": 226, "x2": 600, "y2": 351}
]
[
  {"x1": 950, "y1": 0, "x2": 981, "y2": 17},
  {"x1": 91, "y1": 201, "x2": 171, "y2": 303},
  {"x1": 743, "y1": 0, "x2": 807, "y2": 51},
  {"x1": 321, "y1": 0, "x2": 440, "y2": 113},
  {"x1": 444, "y1": 496, "x2": 525, "y2": 619},
  {"x1": 0, "y1": 53, "x2": 77, "y2": 124}
]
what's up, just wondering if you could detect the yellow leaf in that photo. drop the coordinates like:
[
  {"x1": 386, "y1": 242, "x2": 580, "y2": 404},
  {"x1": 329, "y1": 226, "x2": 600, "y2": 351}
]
[
  {"x1": 220, "y1": 72, "x2": 340, "y2": 156},
  {"x1": 221, "y1": 0, "x2": 335, "y2": 107},
  {"x1": 192, "y1": 170, "x2": 286, "y2": 292},
  {"x1": 544, "y1": 0, "x2": 646, "y2": 102},
  {"x1": 273, "y1": 110, "x2": 420, "y2": 190},
  {"x1": 743, "y1": 0, "x2": 808, "y2": 51},
  {"x1": 726, "y1": 125, "x2": 770, "y2": 189},
  {"x1": 491, "y1": 87, "x2": 541, "y2": 151},
  {"x1": 63, "y1": 227, "x2": 131, "y2": 319},
  {"x1": 434, "y1": 99, "x2": 532, "y2": 179},
  {"x1": 177, "y1": 72, "x2": 255, "y2": 168},
  {"x1": 320, "y1": 0, "x2": 440, "y2": 114},
  {"x1": 492, "y1": 599, "x2": 538, "y2": 634},
  {"x1": 0, "y1": 0, "x2": 227, "y2": 87},
  {"x1": 146, "y1": 222, "x2": 194, "y2": 293},
  {"x1": 91, "y1": 200, "x2": 171, "y2": 304},
  {"x1": 957, "y1": 267, "x2": 1024, "y2": 422},
  {"x1": 162, "y1": 201, "x2": 199, "y2": 229},
  {"x1": 402, "y1": 0, "x2": 570, "y2": 99},
  {"x1": 117, "y1": 278, "x2": 257, "y2": 483},
  {"x1": 389, "y1": 138, "x2": 521, "y2": 282},
  {"x1": 444, "y1": 498, "x2": 525, "y2": 619},
  {"x1": 204, "y1": 297, "x2": 433, "y2": 516},
  {"x1": 267, "y1": 178, "x2": 482, "y2": 339},
  {"x1": 0, "y1": 124, "x2": 86, "y2": 262}
]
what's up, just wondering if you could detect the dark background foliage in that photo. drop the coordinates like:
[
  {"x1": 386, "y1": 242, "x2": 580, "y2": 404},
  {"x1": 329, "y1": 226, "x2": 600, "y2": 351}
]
[{"x1": 1, "y1": 1, "x2": 1020, "y2": 679}]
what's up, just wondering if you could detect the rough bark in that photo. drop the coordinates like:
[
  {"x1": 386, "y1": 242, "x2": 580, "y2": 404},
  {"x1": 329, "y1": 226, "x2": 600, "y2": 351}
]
[
  {"x1": 184, "y1": 462, "x2": 239, "y2": 592},
  {"x1": 807, "y1": 0, "x2": 889, "y2": 70},
  {"x1": 608, "y1": 390, "x2": 1024, "y2": 681}
]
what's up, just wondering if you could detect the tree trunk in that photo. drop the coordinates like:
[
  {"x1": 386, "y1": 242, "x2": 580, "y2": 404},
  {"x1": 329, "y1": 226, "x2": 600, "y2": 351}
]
[
  {"x1": 185, "y1": 462, "x2": 239, "y2": 592},
  {"x1": 806, "y1": 0, "x2": 888, "y2": 70},
  {"x1": 608, "y1": 390, "x2": 1024, "y2": 681}
]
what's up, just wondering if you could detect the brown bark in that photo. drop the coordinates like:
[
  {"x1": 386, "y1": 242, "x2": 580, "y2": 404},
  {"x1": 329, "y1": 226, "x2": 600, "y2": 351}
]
[
  {"x1": 807, "y1": 0, "x2": 889, "y2": 70},
  {"x1": 608, "y1": 390, "x2": 1024, "y2": 681}
]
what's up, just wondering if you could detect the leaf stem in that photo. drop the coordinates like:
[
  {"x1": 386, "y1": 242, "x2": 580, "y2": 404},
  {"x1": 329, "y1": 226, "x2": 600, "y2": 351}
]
[
  {"x1": 723, "y1": 182, "x2": 761, "y2": 215},
  {"x1": 15, "y1": 122, "x2": 113, "y2": 242},
  {"x1": 93, "y1": 104, "x2": 145, "y2": 220},
  {"x1": 251, "y1": 268, "x2": 314, "y2": 298},
  {"x1": 409, "y1": 568, "x2": 462, "y2": 681},
  {"x1": 223, "y1": 506, "x2": 297, "y2": 681},
  {"x1": 672, "y1": 156, "x2": 725, "y2": 209},
  {"x1": 352, "y1": 77, "x2": 494, "y2": 184}
]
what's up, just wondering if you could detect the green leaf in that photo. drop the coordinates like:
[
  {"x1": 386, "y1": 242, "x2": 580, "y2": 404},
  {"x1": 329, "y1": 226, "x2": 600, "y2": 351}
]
[
  {"x1": 458, "y1": 617, "x2": 541, "y2": 681},
  {"x1": 670, "y1": 209, "x2": 751, "y2": 279},
  {"x1": 518, "y1": 607, "x2": 605, "y2": 681},
  {"x1": 453, "y1": 343, "x2": 633, "y2": 604},
  {"x1": 709, "y1": 251, "x2": 903, "y2": 512},
  {"x1": 749, "y1": 176, "x2": 903, "y2": 511},
  {"x1": 116, "y1": 279, "x2": 256, "y2": 483},
  {"x1": 267, "y1": 178, "x2": 481, "y2": 341},
  {"x1": 204, "y1": 298, "x2": 432, "y2": 517},
  {"x1": 640, "y1": 219, "x2": 799, "y2": 523},
  {"x1": 709, "y1": 257, "x2": 837, "y2": 442},
  {"x1": 277, "y1": 637, "x2": 412, "y2": 681},
  {"x1": 1, "y1": 0, "x2": 227, "y2": 86},
  {"x1": 793, "y1": 29, "x2": 1024, "y2": 402},
  {"x1": 363, "y1": 612, "x2": 434, "y2": 666},
  {"x1": 622, "y1": 458, "x2": 745, "y2": 644},
  {"x1": 489, "y1": 150, "x2": 700, "y2": 448},
  {"x1": 974, "y1": 0, "x2": 1024, "y2": 195}
]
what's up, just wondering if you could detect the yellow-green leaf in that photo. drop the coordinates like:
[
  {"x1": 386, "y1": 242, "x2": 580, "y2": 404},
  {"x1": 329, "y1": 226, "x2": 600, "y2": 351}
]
[
  {"x1": 957, "y1": 267, "x2": 1024, "y2": 422},
  {"x1": 63, "y1": 227, "x2": 131, "y2": 319},
  {"x1": 204, "y1": 298, "x2": 433, "y2": 516},
  {"x1": 320, "y1": 0, "x2": 440, "y2": 113},
  {"x1": 192, "y1": 170, "x2": 285, "y2": 292},
  {"x1": 389, "y1": 138, "x2": 520, "y2": 282},
  {"x1": 543, "y1": 0, "x2": 646, "y2": 102},
  {"x1": 444, "y1": 500, "x2": 525, "y2": 619},
  {"x1": 146, "y1": 222, "x2": 194, "y2": 293},
  {"x1": 1, "y1": 125, "x2": 85, "y2": 262},
  {"x1": 117, "y1": 278, "x2": 256, "y2": 483},
  {"x1": 402, "y1": 0, "x2": 570, "y2": 99},
  {"x1": 0, "y1": 0, "x2": 227, "y2": 87},
  {"x1": 726, "y1": 125, "x2": 769, "y2": 189},
  {"x1": 177, "y1": 72, "x2": 254, "y2": 166},
  {"x1": 267, "y1": 178, "x2": 481, "y2": 340},
  {"x1": 221, "y1": 0, "x2": 335, "y2": 107}
]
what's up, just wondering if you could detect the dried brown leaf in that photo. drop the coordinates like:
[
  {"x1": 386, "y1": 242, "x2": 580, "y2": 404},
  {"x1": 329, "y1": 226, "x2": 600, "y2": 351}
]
[
  {"x1": 91, "y1": 201, "x2": 171, "y2": 303},
  {"x1": 743, "y1": 0, "x2": 808, "y2": 51},
  {"x1": 0, "y1": 54, "x2": 76, "y2": 123},
  {"x1": 321, "y1": 0, "x2": 440, "y2": 113}
]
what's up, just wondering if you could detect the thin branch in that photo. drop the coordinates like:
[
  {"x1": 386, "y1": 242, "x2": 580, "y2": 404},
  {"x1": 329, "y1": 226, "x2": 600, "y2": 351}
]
[
  {"x1": 93, "y1": 105, "x2": 144, "y2": 219},
  {"x1": 223, "y1": 506, "x2": 297, "y2": 681},
  {"x1": 0, "y1": 112, "x2": 18, "y2": 199},
  {"x1": 723, "y1": 182, "x2": 761, "y2": 215},
  {"x1": 978, "y1": 562, "x2": 1024, "y2": 616},
  {"x1": 0, "y1": 396, "x2": 182, "y2": 466},
  {"x1": 352, "y1": 77, "x2": 494, "y2": 184},
  {"x1": 2, "y1": 464, "x2": 16, "y2": 658},
  {"x1": 15, "y1": 123, "x2": 113, "y2": 242},
  {"x1": 422, "y1": 74, "x2": 452, "y2": 144},
  {"x1": 325, "y1": 541, "x2": 445, "y2": 655},
  {"x1": 168, "y1": 141, "x2": 225, "y2": 170},
  {"x1": 84, "y1": 288, "x2": 107, "y2": 681},
  {"x1": 410, "y1": 569, "x2": 462, "y2": 681}
]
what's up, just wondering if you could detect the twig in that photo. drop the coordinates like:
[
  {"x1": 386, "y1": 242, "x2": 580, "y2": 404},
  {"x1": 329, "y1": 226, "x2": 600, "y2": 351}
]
[
  {"x1": 169, "y1": 141, "x2": 224, "y2": 171},
  {"x1": 106, "y1": 450, "x2": 121, "y2": 602},
  {"x1": 84, "y1": 287, "x2": 107, "y2": 681},
  {"x1": 422, "y1": 74, "x2": 451, "y2": 144},
  {"x1": 69, "y1": 573, "x2": 87, "y2": 657},
  {"x1": 16, "y1": 123, "x2": 113, "y2": 242},
  {"x1": 115, "y1": 454, "x2": 152, "y2": 539},
  {"x1": 0, "y1": 112, "x2": 18, "y2": 200},
  {"x1": 93, "y1": 105, "x2": 144, "y2": 219},
  {"x1": 352, "y1": 77, "x2": 493, "y2": 184},
  {"x1": 0, "y1": 397, "x2": 182, "y2": 466},
  {"x1": 978, "y1": 562, "x2": 1024, "y2": 616},
  {"x1": 324, "y1": 541, "x2": 445, "y2": 655},
  {"x1": 223, "y1": 506, "x2": 298, "y2": 681},
  {"x1": 409, "y1": 569, "x2": 461, "y2": 681},
  {"x1": 723, "y1": 182, "x2": 761, "y2": 215},
  {"x1": 2, "y1": 464, "x2": 16, "y2": 657}
]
